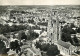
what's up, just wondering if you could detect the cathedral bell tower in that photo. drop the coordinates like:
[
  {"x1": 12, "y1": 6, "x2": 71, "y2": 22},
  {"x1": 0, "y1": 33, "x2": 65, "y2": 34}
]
[{"x1": 47, "y1": 11, "x2": 61, "y2": 43}]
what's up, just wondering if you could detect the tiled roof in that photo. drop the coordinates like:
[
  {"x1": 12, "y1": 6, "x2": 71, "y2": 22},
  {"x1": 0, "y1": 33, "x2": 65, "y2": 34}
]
[{"x1": 58, "y1": 40, "x2": 71, "y2": 49}]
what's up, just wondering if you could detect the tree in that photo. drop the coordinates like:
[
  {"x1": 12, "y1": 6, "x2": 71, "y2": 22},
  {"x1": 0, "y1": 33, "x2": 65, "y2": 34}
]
[
  {"x1": 40, "y1": 44, "x2": 50, "y2": 51},
  {"x1": 10, "y1": 40, "x2": 21, "y2": 53},
  {"x1": 35, "y1": 42, "x2": 60, "y2": 56},
  {"x1": 35, "y1": 42, "x2": 50, "y2": 51},
  {"x1": 26, "y1": 30, "x2": 39, "y2": 40},
  {"x1": 21, "y1": 32, "x2": 27, "y2": 40},
  {"x1": 47, "y1": 44, "x2": 60, "y2": 56},
  {"x1": 70, "y1": 23, "x2": 75, "y2": 28},
  {"x1": 37, "y1": 22, "x2": 48, "y2": 26},
  {"x1": 0, "y1": 24, "x2": 27, "y2": 34},
  {"x1": 61, "y1": 32, "x2": 72, "y2": 42},
  {"x1": 73, "y1": 35, "x2": 79, "y2": 46},
  {"x1": 62, "y1": 24, "x2": 76, "y2": 34},
  {"x1": 61, "y1": 24, "x2": 76, "y2": 44},
  {"x1": 77, "y1": 27, "x2": 80, "y2": 33},
  {"x1": 42, "y1": 18, "x2": 45, "y2": 21},
  {"x1": 0, "y1": 39, "x2": 9, "y2": 54},
  {"x1": 32, "y1": 25, "x2": 41, "y2": 30},
  {"x1": 70, "y1": 29, "x2": 76, "y2": 34},
  {"x1": 73, "y1": 36, "x2": 78, "y2": 43},
  {"x1": 28, "y1": 19, "x2": 34, "y2": 23},
  {"x1": 35, "y1": 41, "x2": 41, "y2": 49},
  {"x1": 62, "y1": 25, "x2": 69, "y2": 33}
]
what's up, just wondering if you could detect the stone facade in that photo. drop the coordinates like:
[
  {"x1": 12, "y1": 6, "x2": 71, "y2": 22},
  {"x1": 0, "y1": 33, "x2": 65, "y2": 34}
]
[
  {"x1": 47, "y1": 13, "x2": 61, "y2": 43},
  {"x1": 57, "y1": 40, "x2": 77, "y2": 56}
]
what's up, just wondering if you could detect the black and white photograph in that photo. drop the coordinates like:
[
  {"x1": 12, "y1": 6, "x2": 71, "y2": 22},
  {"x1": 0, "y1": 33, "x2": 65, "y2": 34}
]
[{"x1": 0, "y1": 5, "x2": 80, "y2": 56}]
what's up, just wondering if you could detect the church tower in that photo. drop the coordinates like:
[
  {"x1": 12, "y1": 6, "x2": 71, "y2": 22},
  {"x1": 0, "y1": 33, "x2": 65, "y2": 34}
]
[{"x1": 47, "y1": 11, "x2": 61, "y2": 43}]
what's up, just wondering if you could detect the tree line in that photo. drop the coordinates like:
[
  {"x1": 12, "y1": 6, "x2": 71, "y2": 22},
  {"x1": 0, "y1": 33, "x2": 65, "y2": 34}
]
[
  {"x1": 35, "y1": 41, "x2": 60, "y2": 56},
  {"x1": 61, "y1": 23, "x2": 80, "y2": 46}
]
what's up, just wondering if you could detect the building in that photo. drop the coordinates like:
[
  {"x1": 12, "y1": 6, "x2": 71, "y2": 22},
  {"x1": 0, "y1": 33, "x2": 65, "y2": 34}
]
[
  {"x1": 47, "y1": 11, "x2": 78, "y2": 56},
  {"x1": 22, "y1": 40, "x2": 41, "y2": 56},
  {"x1": 47, "y1": 11, "x2": 61, "y2": 43},
  {"x1": 7, "y1": 49, "x2": 18, "y2": 56},
  {"x1": 39, "y1": 36, "x2": 50, "y2": 44},
  {"x1": 57, "y1": 40, "x2": 77, "y2": 56},
  {"x1": 25, "y1": 48, "x2": 41, "y2": 56}
]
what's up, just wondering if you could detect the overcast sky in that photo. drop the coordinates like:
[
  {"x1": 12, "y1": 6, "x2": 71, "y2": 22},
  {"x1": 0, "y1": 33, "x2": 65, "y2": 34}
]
[{"x1": 0, "y1": 0, "x2": 80, "y2": 5}]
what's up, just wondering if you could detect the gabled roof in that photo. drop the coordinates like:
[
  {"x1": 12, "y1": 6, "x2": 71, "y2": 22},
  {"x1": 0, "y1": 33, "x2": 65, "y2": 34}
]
[{"x1": 58, "y1": 40, "x2": 71, "y2": 49}]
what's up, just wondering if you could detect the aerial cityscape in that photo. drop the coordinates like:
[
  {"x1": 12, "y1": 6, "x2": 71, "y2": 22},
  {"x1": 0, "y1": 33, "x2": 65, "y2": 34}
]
[{"x1": 0, "y1": 5, "x2": 80, "y2": 56}]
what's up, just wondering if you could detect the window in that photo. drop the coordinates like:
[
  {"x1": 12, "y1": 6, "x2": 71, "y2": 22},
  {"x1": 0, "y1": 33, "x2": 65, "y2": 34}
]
[
  {"x1": 51, "y1": 33, "x2": 52, "y2": 36},
  {"x1": 52, "y1": 24, "x2": 53, "y2": 27},
  {"x1": 51, "y1": 21, "x2": 53, "y2": 27}
]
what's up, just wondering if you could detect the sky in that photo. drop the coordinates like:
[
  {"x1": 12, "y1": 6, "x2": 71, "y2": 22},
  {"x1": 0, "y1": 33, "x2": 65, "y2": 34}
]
[{"x1": 0, "y1": 0, "x2": 80, "y2": 5}]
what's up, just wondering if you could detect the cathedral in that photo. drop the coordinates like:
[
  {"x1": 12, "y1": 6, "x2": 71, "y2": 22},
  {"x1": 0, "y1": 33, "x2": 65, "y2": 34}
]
[{"x1": 47, "y1": 11, "x2": 77, "y2": 56}]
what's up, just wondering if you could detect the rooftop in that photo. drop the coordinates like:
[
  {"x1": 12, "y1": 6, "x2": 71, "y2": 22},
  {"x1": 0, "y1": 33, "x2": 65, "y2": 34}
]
[
  {"x1": 58, "y1": 40, "x2": 71, "y2": 49},
  {"x1": 27, "y1": 48, "x2": 41, "y2": 55}
]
